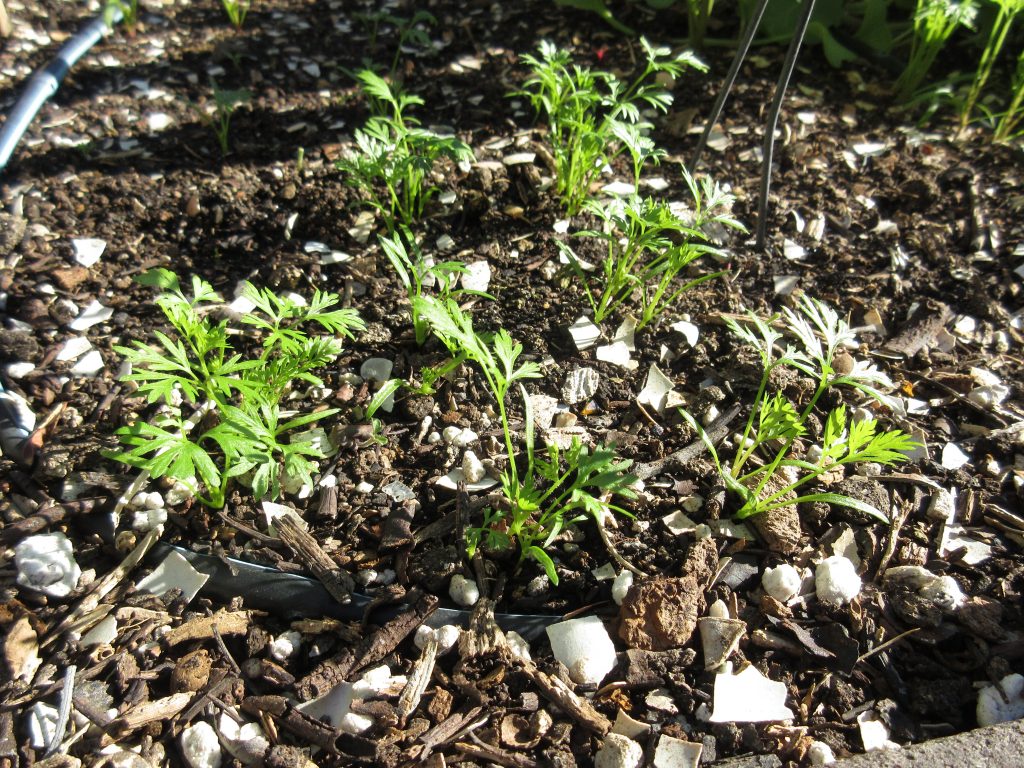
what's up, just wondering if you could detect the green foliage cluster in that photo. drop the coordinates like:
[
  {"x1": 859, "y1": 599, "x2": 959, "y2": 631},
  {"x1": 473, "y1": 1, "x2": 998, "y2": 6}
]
[
  {"x1": 515, "y1": 38, "x2": 706, "y2": 216},
  {"x1": 109, "y1": 270, "x2": 364, "y2": 507}
]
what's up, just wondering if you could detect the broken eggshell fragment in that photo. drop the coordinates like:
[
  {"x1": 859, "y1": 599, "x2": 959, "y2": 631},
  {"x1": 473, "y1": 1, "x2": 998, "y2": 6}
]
[
  {"x1": 546, "y1": 615, "x2": 617, "y2": 686},
  {"x1": 709, "y1": 664, "x2": 794, "y2": 723},
  {"x1": 698, "y1": 600, "x2": 746, "y2": 671}
]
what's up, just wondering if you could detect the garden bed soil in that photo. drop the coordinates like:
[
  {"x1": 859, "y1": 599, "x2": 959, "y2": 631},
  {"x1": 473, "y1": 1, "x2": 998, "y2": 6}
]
[{"x1": 1, "y1": 1, "x2": 1023, "y2": 766}]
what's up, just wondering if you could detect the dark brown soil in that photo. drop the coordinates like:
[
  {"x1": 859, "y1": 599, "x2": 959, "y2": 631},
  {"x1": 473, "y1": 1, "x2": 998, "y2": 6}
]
[{"x1": 1, "y1": 1, "x2": 1022, "y2": 767}]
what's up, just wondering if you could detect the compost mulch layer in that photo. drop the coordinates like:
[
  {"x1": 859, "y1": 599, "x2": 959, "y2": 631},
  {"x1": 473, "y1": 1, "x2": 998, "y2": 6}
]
[{"x1": 1, "y1": 1, "x2": 1023, "y2": 766}]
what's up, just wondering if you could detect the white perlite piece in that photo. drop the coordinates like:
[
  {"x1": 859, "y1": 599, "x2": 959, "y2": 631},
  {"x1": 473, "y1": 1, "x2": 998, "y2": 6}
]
[
  {"x1": 977, "y1": 673, "x2": 1024, "y2": 726},
  {"x1": 269, "y1": 630, "x2": 302, "y2": 661},
  {"x1": 415, "y1": 624, "x2": 461, "y2": 654},
  {"x1": 218, "y1": 711, "x2": 269, "y2": 765},
  {"x1": 709, "y1": 664, "x2": 794, "y2": 722},
  {"x1": 815, "y1": 556, "x2": 861, "y2": 605},
  {"x1": 611, "y1": 570, "x2": 634, "y2": 606},
  {"x1": 15, "y1": 532, "x2": 81, "y2": 598},
  {"x1": 653, "y1": 734, "x2": 702, "y2": 768},
  {"x1": 449, "y1": 574, "x2": 480, "y2": 607},
  {"x1": 546, "y1": 615, "x2": 617, "y2": 686},
  {"x1": 807, "y1": 741, "x2": 836, "y2": 765},
  {"x1": 461, "y1": 450, "x2": 486, "y2": 483},
  {"x1": 180, "y1": 721, "x2": 223, "y2": 768},
  {"x1": 595, "y1": 733, "x2": 644, "y2": 768},
  {"x1": 762, "y1": 563, "x2": 802, "y2": 603},
  {"x1": 884, "y1": 566, "x2": 965, "y2": 610}
]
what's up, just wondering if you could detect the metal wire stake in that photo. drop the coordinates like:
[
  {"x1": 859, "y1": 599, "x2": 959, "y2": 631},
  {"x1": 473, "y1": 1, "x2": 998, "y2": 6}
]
[
  {"x1": 690, "y1": 0, "x2": 772, "y2": 171},
  {"x1": 756, "y1": 0, "x2": 818, "y2": 250}
]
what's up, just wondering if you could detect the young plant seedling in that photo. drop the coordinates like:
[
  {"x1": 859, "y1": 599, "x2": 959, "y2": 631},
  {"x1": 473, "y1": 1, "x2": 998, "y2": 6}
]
[
  {"x1": 195, "y1": 84, "x2": 251, "y2": 156},
  {"x1": 335, "y1": 70, "x2": 475, "y2": 233},
  {"x1": 414, "y1": 295, "x2": 637, "y2": 584},
  {"x1": 895, "y1": 0, "x2": 978, "y2": 101},
  {"x1": 108, "y1": 269, "x2": 364, "y2": 507},
  {"x1": 378, "y1": 227, "x2": 491, "y2": 346},
  {"x1": 353, "y1": 8, "x2": 437, "y2": 77},
  {"x1": 681, "y1": 295, "x2": 918, "y2": 522},
  {"x1": 515, "y1": 38, "x2": 706, "y2": 215},
  {"x1": 959, "y1": 0, "x2": 1024, "y2": 132},
  {"x1": 559, "y1": 170, "x2": 741, "y2": 327},
  {"x1": 220, "y1": 0, "x2": 251, "y2": 29}
]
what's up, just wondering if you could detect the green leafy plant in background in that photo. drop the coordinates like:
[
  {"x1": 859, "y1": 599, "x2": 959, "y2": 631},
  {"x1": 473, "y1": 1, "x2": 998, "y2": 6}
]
[
  {"x1": 336, "y1": 70, "x2": 475, "y2": 234},
  {"x1": 959, "y1": 0, "x2": 1024, "y2": 131},
  {"x1": 195, "y1": 84, "x2": 251, "y2": 156},
  {"x1": 414, "y1": 296, "x2": 637, "y2": 584},
  {"x1": 895, "y1": 0, "x2": 978, "y2": 100},
  {"x1": 553, "y1": 0, "x2": 635, "y2": 35},
  {"x1": 515, "y1": 38, "x2": 706, "y2": 216},
  {"x1": 994, "y1": 48, "x2": 1024, "y2": 139},
  {"x1": 108, "y1": 269, "x2": 364, "y2": 507},
  {"x1": 558, "y1": 170, "x2": 741, "y2": 327},
  {"x1": 378, "y1": 227, "x2": 491, "y2": 346},
  {"x1": 220, "y1": 0, "x2": 251, "y2": 29},
  {"x1": 681, "y1": 295, "x2": 918, "y2": 522},
  {"x1": 104, "y1": 0, "x2": 139, "y2": 30},
  {"x1": 736, "y1": 0, "x2": 896, "y2": 69},
  {"x1": 353, "y1": 8, "x2": 437, "y2": 77}
]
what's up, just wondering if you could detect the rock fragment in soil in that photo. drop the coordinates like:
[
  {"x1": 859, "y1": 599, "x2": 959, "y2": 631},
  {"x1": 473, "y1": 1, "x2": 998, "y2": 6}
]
[{"x1": 618, "y1": 574, "x2": 704, "y2": 651}]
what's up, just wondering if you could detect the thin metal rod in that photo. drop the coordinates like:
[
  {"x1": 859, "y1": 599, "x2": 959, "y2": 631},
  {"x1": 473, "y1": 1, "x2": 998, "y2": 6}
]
[
  {"x1": 690, "y1": 0, "x2": 772, "y2": 171},
  {"x1": 755, "y1": 0, "x2": 818, "y2": 250}
]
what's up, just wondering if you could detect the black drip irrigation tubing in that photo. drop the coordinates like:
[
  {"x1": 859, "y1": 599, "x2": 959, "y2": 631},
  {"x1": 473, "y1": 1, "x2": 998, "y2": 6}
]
[{"x1": 152, "y1": 543, "x2": 563, "y2": 641}]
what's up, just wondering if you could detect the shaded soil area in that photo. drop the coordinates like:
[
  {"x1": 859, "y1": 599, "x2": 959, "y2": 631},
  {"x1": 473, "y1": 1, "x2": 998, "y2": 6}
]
[{"x1": 1, "y1": 1, "x2": 1023, "y2": 767}]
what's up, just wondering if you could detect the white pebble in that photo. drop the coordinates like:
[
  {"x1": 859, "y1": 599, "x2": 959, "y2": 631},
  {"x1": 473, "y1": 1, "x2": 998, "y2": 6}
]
[
  {"x1": 14, "y1": 532, "x2": 81, "y2": 598},
  {"x1": 807, "y1": 741, "x2": 836, "y2": 766},
  {"x1": 449, "y1": 574, "x2": 480, "y2": 607},
  {"x1": 815, "y1": 556, "x2": 862, "y2": 605},
  {"x1": 461, "y1": 450, "x2": 486, "y2": 483},
  {"x1": 611, "y1": 570, "x2": 634, "y2": 606},
  {"x1": 180, "y1": 721, "x2": 222, "y2": 768},
  {"x1": 762, "y1": 563, "x2": 802, "y2": 603},
  {"x1": 269, "y1": 630, "x2": 302, "y2": 662},
  {"x1": 595, "y1": 733, "x2": 644, "y2": 768},
  {"x1": 977, "y1": 673, "x2": 1024, "y2": 726},
  {"x1": 506, "y1": 631, "x2": 531, "y2": 661}
]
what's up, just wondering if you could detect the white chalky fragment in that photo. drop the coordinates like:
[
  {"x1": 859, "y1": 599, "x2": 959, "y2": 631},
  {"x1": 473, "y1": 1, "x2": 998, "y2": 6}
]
[
  {"x1": 218, "y1": 711, "x2": 269, "y2": 765},
  {"x1": 562, "y1": 367, "x2": 600, "y2": 404},
  {"x1": 69, "y1": 300, "x2": 113, "y2": 330},
  {"x1": 546, "y1": 615, "x2": 617, "y2": 686},
  {"x1": 807, "y1": 741, "x2": 836, "y2": 765},
  {"x1": 762, "y1": 564, "x2": 802, "y2": 603},
  {"x1": 653, "y1": 734, "x2": 702, "y2": 768},
  {"x1": 15, "y1": 532, "x2": 81, "y2": 598},
  {"x1": 504, "y1": 151, "x2": 536, "y2": 165},
  {"x1": 461, "y1": 450, "x2": 486, "y2": 482},
  {"x1": 70, "y1": 350, "x2": 105, "y2": 376},
  {"x1": 72, "y1": 238, "x2": 105, "y2": 266},
  {"x1": 4, "y1": 362, "x2": 35, "y2": 378},
  {"x1": 815, "y1": 556, "x2": 861, "y2": 606},
  {"x1": 449, "y1": 574, "x2": 479, "y2": 607},
  {"x1": 856, "y1": 711, "x2": 899, "y2": 751},
  {"x1": 180, "y1": 721, "x2": 223, "y2": 768},
  {"x1": 506, "y1": 631, "x2": 532, "y2": 661},
  {"x1": 269, "y1": 630, "x2": 302, "y2": 661},
  {"x1": 977, "y1": 673, "x2": 1024, "y2": 726},
  {"x1": 710, "y1": 664, "x2": 794, "y2": 722},
  {"x1": 602, "y1": 181, "x2": 636, "y2": 196},
  {"x1": 941, "y1": 442, "x2": 971, "y2": 470},
  {"x1": 595, "y1": 733, "x2": 644, "y2": 768},
  {"x1": 611, "y1": 570, "x2": 634, "y2": 606},
  {"x1": 461, "y1": 261, "x2": 491, "y2": 292},
  {"x1": 135, "y1": 550, "x2": 209, "y2": 602}
]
